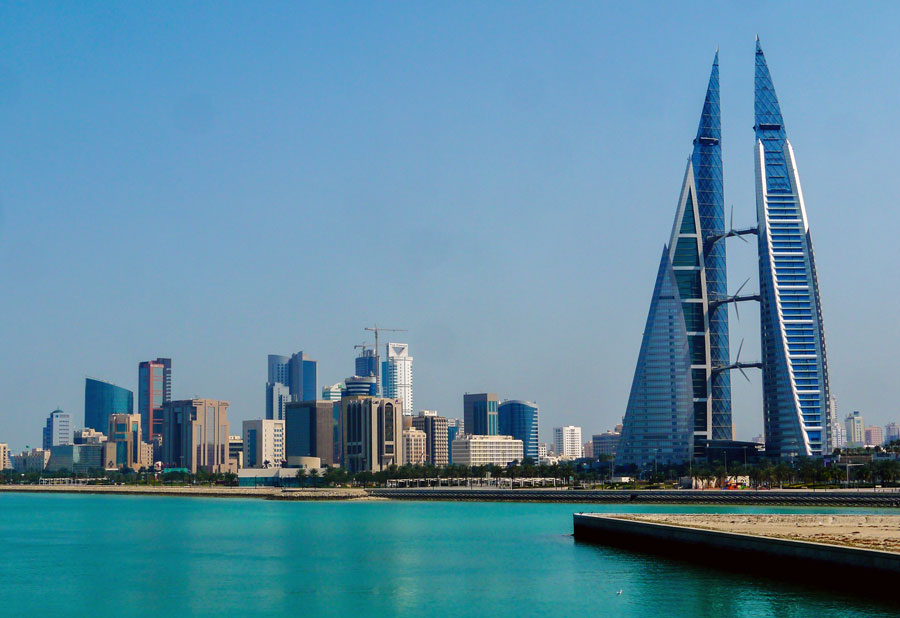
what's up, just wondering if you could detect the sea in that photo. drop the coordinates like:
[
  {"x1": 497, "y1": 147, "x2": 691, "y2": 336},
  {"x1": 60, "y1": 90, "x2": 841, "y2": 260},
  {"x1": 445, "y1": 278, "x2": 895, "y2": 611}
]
[{"x1": 1, "y1": 493, "x2": 897, "y2": 616}]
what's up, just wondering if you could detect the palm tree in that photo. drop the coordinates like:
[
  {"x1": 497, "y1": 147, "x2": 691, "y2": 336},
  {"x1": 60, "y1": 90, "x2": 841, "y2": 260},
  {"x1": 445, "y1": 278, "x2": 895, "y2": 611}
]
[
  {"x1": 309, "y1": 468, "x2": 320, "y2": 488},
  {"x1": 296, "y1": 467, "x2": 308, "y2": 487}
]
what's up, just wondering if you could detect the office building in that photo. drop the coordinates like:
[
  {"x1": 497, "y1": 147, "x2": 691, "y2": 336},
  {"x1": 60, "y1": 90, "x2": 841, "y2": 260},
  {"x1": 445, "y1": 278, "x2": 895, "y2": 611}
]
[
  {"x1": 0, "y1": 443, "x2": 10, "y2": 470},
  {"x1": 344, "y1": 375, "x2": 377, "y2": 397},
  {"x1": 228, "y1": 435, "x2": 243, "y2": 469},
  {"x1": 382, "y1": 343, "x2": 413, "y2": 415},
  {"x1": 243, "y1": 419, "x2": 285, "y2": 468},
  {"x1": 412, "y1": 413, "x2": 449, "y2": 466},
  {"x1": 845, "y1": 411, "x2": 865, "y2": 448},
  {"x1": 593, "y1": 431, "x2": 621, "y2": 458},
  {"x1": 403, "y1": 428, "x2": 427, "y2": 464},
  {"x1": 266, "y1": 381, "x2": 291, "y2": 421},
  {"x1": 450, "y1": 435, "x2": 523, "y2": 467},
  {"x1": 355, "y1": 349, "x2": 378, "y2": 378},
  {"x1": 322, "y1": 384, "x2": 343, "y2": 402},
  {"x1": 447, "y1": 418, "x2": 463, "y2": 464},
  {"x1": 138, "y1": 358, "x2": 172, "y2": 441},
  {"x1": 498, "y1": 400, "x2": 539, "y2": 462},
  {"x1": 285, "y1": 400, "x2": 336, "y2": 466},
  {"x1": 554, "y1": 426, "x2": 582, "y2": 458},
  {"x1": 828, "y1": 396, "x2": 844, "y2": 451},
  {"x1": 865, "y1": 426, "x2": 884, "y2": 448},
  {"x1": 583, "y1": 441, "x2": 593, "y2": 459},
  {"x1": 107, "y1": 413, "x2": 147, "y2": 470},
  {"x1": 755, "y1": 39, "x2": 831, "y2": 458},
  {"x1": 84, "y1": 378, "x2": 134, "y2": 434},
  {"x1": 266, "y1": 351, "x2": 318, "y2": 418},
  {"x1": 884, "y1": 422, "x2": 900, "y2": 446},
  {"x1": 42, "y1": 409, "x2": 72, "y2": 450},
  {"x1": 47, "y1": 444, "x2": 103, "y2": 473},
  {"x1": 12, "y1": 449, "x2": 50, "y2": 472},
  {"x1": 463, "y1": 393, "x2": 499, "y2": 436},
  {"x1": 341, "y1": 396, "x2": 403, "y2": 473},
  {"x1": 161, "y1": 399, "x2": 231, "y2": 473},
  {"x1": 74, "y1": 428, "x2": 107, "y2": 445}
]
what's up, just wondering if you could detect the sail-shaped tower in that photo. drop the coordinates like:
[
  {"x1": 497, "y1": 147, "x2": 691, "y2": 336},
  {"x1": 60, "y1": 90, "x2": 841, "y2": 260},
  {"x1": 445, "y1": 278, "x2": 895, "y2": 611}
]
[
  {"x1": 618, "y1": 53, "x2": 730, "y2": 467},
  {"x1": 754, "y1": 39, "x2": 831, "y2": 457}
]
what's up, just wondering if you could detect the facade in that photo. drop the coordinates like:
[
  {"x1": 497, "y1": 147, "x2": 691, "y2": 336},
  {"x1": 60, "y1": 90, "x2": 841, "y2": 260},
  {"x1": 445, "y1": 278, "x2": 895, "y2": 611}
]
[
  {"x1": 450, "y1": 435, "x2": 523, "y2": 467},
  {"x1": 498, "y1": 400, "x2": 539, "y2": 462},
  {"x1": 553, "y1": 426, "x2": 582, "y2": 458},
  {"x1": 844, "y1": 411, "x2": 865, "y2": 448},
  {"x1": 755, "y1": 40, "x2": 831, "y2": 458},
  {"x1": 344, "y1": 375, "x2": 378, "y2": 397},
  {"x1": 74, "y1": 428, "x2": 107, "y2": 445},
  {"x1": 138, "y1": 357, "x2": 172, "y2": 441},
  {"x1": 402, "y1": 428, "x2": 427, "y2": 464},
  {"x1": 266, "y1": 382, "x2": 291, "y2": 421},
  {"x1": 411, "y1": 413, "x2": 449, "y2": 466},
  {"x1": 828, "y1": 396, "x2": 844, "y2": 451},
  {"x1": 12, "y1": 449, "x2": 50, "y2": 472},
  {"x1": 284, "y1": 400, "x2": 336, "y2": 466},
  {"x1": 447, "y1": 418, "x2": 463, "y2": 464},
  {"x1": 463, "y1": 393, "x2": 499, "y2": 436},
  {"x1": 266, "y1": 352, "x2": 318, "y2": 418},
  {"x1": 322, "y1": 384, "x2": 343, "y2": 402},
  {"x1": 382, "y1": 343, "x2": 413, "y2": 415},
  {"x1": 242, "y1": 419, "x2": 285, "y2": 468},
  {"x1": 593, "y1": 432, "x2": 621, "y2": 458},
  {"x1": 107, "y1": 413, "x2": 146, "y2": 470},
  {"x1": 46, "y1": 444, "x2": 103, "y2": 473},
  {"x1": 583, "y1": 441, "x2": 593, "y2": 459},
  {"x1": 42, "y1": 409, "x2": 72, "y2": 450},
  {"x1": 161, "y1": 399, "x2": 231, "y2": 473},
  {"x1": 865, "y1": 426, "x2": 884, "y2": 448},
  {"x1": 341, "y1": 396, "x2": 403, "y2": 473},
  {"x1": 84, "y1": 378, "x2": 134, "y2": 433},
  {"x1": 0, "y1": 443, "x2": 9, "y2": 470},
  {"x1": 228, "y1": 435, "x2": 243, "y2": 469},
  {"x1": 355, "y1": 349, "x2": 378, "y2": 378},
  {"x1": 885, "y1": 423, "x2": 900, "y2": 446}
]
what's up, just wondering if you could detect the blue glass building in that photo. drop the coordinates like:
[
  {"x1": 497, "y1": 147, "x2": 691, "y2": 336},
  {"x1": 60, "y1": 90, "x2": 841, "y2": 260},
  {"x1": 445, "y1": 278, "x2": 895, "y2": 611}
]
[
  {"x1": 498, "y1": 400, "x2": 539, "y2": 462},
  {"x1": 463, "y1": 393, "x2": 498, "y2": 436},
  {"x1": 84, "y1": 378, "x2": 134, "y2": 433},
  {"x1": 355, "y1": 349, "x2": 378, "y2": 378},
  {"x1": 754, "y1": 39, "x2": 830, "y2": 457}
]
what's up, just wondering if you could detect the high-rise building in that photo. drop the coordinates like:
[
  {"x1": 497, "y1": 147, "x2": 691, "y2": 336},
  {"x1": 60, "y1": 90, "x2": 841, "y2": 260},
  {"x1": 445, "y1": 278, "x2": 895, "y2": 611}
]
[
  {"x1": 344, "y1": 375, "x2": 378, "y2": 397},
  {"x1": 412, "y1": 413, "x2": 449, "y2": 466},
  {"x1": 618, "y1": 52, "x2": 726, "y2": 467},
  {"x1": 553, "y1": 426, "x2": 582, "y2": 458},
  {"x1": 755, "y1": 39, "x2": 831, "y2": 458},
  {"x1": 42, "y1": 409, "x2": 72, "y2": 450},
  {"x1": 828, "y1": 396, "x2": 844, "y2": 451},
  {"x1": 341, "y1": 396, "x2": 403, "y2": 473},
  {"x1": 107, "y1": 413, "x2": 147, "y2": 470},
  {"x1": 322, "y1": 384, "x2": 343, "y2": 402},
  {"x1": 161, "y1": 399, "x2": 231, "y2": 473},
  {"x1": 464, "y1": 393, "x2": 499, "y2": 436},
  {"x1": 592, "y1": 432, "x2": 621, "y2": 458},
  {"x1": 0, "y1": 444, "x2": 10, "y2": 470},
  {"x1": 403, "y1": 428, "x2": 427, "y2": 464},
  {"x1": 355, "y1": 349, "x2": 378, "y2": 378},
  {"x1": 382, "y1": 343, "x2": 413, "y2": 415},
  {"x1": 844, "y1": 411, "x2": 865, "y2": 448},
  {"x1": 884, "y1": 422, "x2": 900, "y2": 446},
  {"x1": 266, "y1": 352, "x2": 318, "y2": 418},
  {"x1": 446, "y1": 418, "x2": 463, "y2": 464},
  {"x1": 498, "y1": 400, "x2": 539, "y2": 462},
  {"x1": 243, "y1": 419, "x2": 285, "y2": 468},
  {"x1": 865, "y1": 426, "x2": 884, "y2": 448},
  {"x1": 84, "y1": 378, "x2": 134, "y2": 434},
  {"x1": 138, "y1": 358, "x2": 172, "y2": 441},
  {"x1": 450, "y1": 435, "x2": 523, "y2": 467},
  {"x1": 284, "y1": 400, "x2": 336, "y2": 466}
]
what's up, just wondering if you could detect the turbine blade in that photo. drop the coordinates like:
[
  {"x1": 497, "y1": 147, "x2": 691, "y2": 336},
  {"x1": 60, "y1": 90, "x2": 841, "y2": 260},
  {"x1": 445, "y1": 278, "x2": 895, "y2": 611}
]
[{"x1": 739, "y1": 367, "x2": 751, "y2": 383}]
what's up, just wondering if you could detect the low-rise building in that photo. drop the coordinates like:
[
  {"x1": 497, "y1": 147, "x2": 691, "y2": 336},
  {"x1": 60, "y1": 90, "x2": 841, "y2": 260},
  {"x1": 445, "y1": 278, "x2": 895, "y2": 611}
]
[
  {"x1": 46, "y1": 444, "x2": 103, "y2": 474},
  {"x1": 592, "y1": 431, "x2": 621, "y2": 458},
  {"x1": 403, "y1": 428, "x2": 427, "y2": 464},
  {"x1": 74, "y1": 428, "x2": 107, "y2": 445},
  {"x1": 12, "y1": 448, "x2": 50, "y2": 472},
  {"x1": 451, "y1": 435, "x2": 523, "y2": 467},
  {"x1": 229, "y1": 435, "x2": 243, "y2": 469}
]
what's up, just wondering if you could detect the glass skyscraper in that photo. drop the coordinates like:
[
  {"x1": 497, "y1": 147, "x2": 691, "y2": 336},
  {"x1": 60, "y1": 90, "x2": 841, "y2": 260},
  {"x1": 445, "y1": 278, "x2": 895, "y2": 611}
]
[
  {"x1": 754, "y1": 39, "x2": 830, "y2": 457},
  {"x1": 84, "y1": 378, "x2": 134, "y2": 433},
  {"x1": 498, "y1": 400, "x2": 539, "y2": 462}
]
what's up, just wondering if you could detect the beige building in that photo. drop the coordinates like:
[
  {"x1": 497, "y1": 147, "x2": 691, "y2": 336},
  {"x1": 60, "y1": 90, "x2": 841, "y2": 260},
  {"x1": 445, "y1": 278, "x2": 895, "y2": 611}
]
[
  {"x1": 411, "y1": 413, "x2": 449, "y2": 466},
  {"x1": 242, "y1": 419, "x2": 285, "y2": 468},
  {"x1": 12, "y1": 448, "x2": 50, "y2": 472},
  {"x1": 341, "y1": 396, "x2": 403, "y2": 473},
  {"x1": 107, "y1": 413, "x2": 149, "y2": 470},
  {"x1": 229, "y1": 435, "x2": 243, "y2": 470},
  {"x1": 161, "y1": 399, "x2": 231, "y2": 473},
  {"x1": 74, "y1": 428, "x2": 107, "y2": 445},
  {"x1": 403, "y1": 428, "x2": 427, "y2": 465},
  {"x1": 0, "y1": 443, "x2": 10, "y2": 470},
  {"x1": 451, "y1": 435, "x2": 523, "y2": 467}
]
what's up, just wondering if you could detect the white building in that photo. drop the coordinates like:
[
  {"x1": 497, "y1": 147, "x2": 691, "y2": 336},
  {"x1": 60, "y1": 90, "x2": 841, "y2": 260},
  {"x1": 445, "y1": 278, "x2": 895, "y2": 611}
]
[
  {"x1": 553, "y1": 426, "x2": 582, "y2": 458},
  {"x1": 828, "y1": 395, "x2": 845, "y2": 450},
  {"x1": 403, "y1": 428, "x2": 427, "y2": 465},
  {"x1": 538, "y1": 443, "x2": 547, "y2": 459},
  {"x1": 844, "y1": 411, "x2": 865, "y2": 448},
  {"x1": 451, "y1": 435, "x2": 523, "y2": 467},
  {"x1": 383, "y1": 343, "x2": 413, "y2": 415},
  {"x1": 43, "y1": 409, "x2": 72, "y2": 450},
  {"x1": 322, "y1": 384, "x2": 343, "y2": 402},
  {"x1": 242, "y1": 419, "x2": 285, "y2": 468},
  {"x1": 0, "y1": 443, "x2": 10, "y2": 470}
]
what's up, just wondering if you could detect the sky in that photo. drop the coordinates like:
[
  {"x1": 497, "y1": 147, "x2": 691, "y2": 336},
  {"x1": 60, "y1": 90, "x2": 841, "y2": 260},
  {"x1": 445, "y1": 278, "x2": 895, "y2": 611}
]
[{"x1": 2, "y1": 2, "x2": 900, "y2": 452}]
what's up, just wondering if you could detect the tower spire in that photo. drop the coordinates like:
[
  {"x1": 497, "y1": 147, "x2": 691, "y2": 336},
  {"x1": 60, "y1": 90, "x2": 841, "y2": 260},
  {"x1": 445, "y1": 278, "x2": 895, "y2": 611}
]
[
  {"x1": 754, "y1": 38, "x2": 784, "y2": 130},
  {"x1": 695, "y1": 51, "x2": 720, "y2": 143}
]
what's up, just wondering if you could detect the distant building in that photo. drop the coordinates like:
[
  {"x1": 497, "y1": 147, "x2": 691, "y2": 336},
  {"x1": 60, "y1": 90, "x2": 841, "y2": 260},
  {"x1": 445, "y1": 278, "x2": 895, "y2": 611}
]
[
  {"x1": 451, "y1": 435, "x2": 523, "y2": 467},
  {"x1": 42, "y1": 409, "x2": 72, "y2": 450},
  {"x1": 266, "y1": 382, "x2": 291, "y2": 421},
  {"x1": 403, "y1": 428, "x2": 427, "y2": 464},
  {"x1": 341, "y1": 396, "x2": 403, "y2": 473},
  {"x1": 592, "y1": 432, "x2": 621, "y2": 458},
  {"x1": 885, "y1": 422, "x2": 900, "y2": 446},
  {"x1": 498, "y1": 400, "x2": 539, "y2": 461},
  {"x1": 285, "y1": 400, "x2": 336, "y2": 467},
  {"x1": 12, "y1": 449, "x2": 50, "y2": 472},
  {"x1": 161, "y1": 399, "x2": 231, "y2": 473},
  {"x1": 47, "y1": 444, "x2": 103, "y2": 474},
  {"x1": 845, "y1": 411, "x2": 865, "y2": 447},
  {"x1": 554, "y1": 426, "x2": 582, "y2": 458},
  {"x1": 344, "y1": 375, "x2": 378, "y2": 397},
  {"x1": 412, "y1": 413, "x2": 449, "y2": 466},
  {"x1": 243, "y1": 419, "x2": 285, "y2": 469},
  {"x1": 0, "y1": 444, "x2": 10, "y2": 470},
  {"x1": 228, "y1": 435, "x2": 243, "y2": 470},
  {"x1": 865, "y1": 426, "x2": 884, "y2": 448},
  {"x1": 107, "y1": 413, "x2": 147, "y2": 470},
  {"x1": 463, "y1": 393, "x2": 499, "y2": 436},
  {"x1": 447, "y1": 418, "x2": 463, "y2": 464},
  {"x1": 382, "y1": 343, "x2": 413, "y2": 415},
  {"x1": 138, "y1": 358, "x2": 172, "y2": 441},
  {"x1": 538, "y1": 444, "x2": 547, "y2": 460},
  {"x1": 322, "y1": 384, "x2": 343, "y2": 402},
  {"x1": 74, "y1": 428, "x2": 107, "y2": 445},
  {"x1": 355, "y1": 349, "x2": 378, "y2": 378},
  {"x1": 266, "y1": 351, "x2": 318, "y2": 418},
  {"x1": 84, "y1": 378, "x2": 133, "y2": 433},
  {"x1": 583, "y1": 441, "x2": 593, "y2": 459},
  {"x1": 828, "y1": 396, "x2": 843, "y2": 451}
]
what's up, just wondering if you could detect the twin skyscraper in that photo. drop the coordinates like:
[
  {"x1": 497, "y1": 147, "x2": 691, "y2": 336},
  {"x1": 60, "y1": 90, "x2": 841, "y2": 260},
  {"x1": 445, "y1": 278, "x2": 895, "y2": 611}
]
[{"x1": 617, "y1": 39, "x2": 830, "y2": 466}]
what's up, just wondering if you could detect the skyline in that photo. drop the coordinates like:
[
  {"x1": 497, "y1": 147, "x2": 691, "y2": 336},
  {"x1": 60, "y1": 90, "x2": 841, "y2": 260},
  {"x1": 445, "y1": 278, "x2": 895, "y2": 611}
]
[{"x1": 4, "y1": 4, "x2": 900, "y2": 451}]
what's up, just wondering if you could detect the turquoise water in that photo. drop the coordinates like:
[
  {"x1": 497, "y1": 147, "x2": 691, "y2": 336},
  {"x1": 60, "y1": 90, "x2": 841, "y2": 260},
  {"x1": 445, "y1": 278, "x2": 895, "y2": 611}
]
[{"x1": 1, "y1": 494, "x2": 898, "y2": 617}]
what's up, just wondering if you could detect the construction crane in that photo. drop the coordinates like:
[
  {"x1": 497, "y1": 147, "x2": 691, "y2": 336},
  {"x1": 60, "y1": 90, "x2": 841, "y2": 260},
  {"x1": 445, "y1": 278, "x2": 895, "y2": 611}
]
[{"x1": 364, "y1": 324, "x2": 407, "y2": 396}]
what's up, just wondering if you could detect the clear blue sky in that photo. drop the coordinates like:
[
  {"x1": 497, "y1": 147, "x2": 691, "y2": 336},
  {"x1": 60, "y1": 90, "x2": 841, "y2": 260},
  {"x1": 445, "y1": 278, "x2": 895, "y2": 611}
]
[{"x1": 2, "y1": 2, "x2": 899, "y2": 451}]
